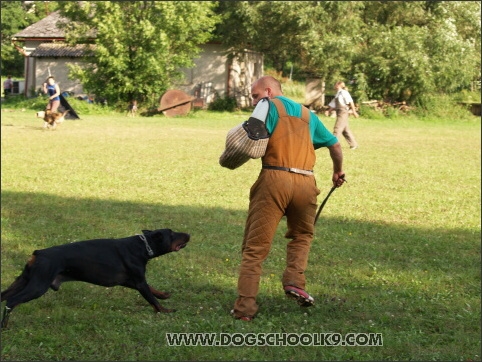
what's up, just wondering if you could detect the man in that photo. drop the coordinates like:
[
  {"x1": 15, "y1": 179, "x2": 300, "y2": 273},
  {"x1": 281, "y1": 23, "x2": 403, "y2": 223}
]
[
  {"x1": 231, "y1": 76, "x2": 345, "y2": 321},
  {"x1": 3, "y1": 75, "x2": 13, "y2": 97}
]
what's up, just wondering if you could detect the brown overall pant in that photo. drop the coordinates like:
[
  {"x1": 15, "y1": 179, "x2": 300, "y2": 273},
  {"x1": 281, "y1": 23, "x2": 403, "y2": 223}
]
[{"x1": 233, "y1": 99, "x2": 320, "y2": 318}]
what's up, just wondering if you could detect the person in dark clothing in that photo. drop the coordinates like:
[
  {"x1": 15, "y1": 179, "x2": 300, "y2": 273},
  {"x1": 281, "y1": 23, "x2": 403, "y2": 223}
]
[
  {"x1": 3, "y1": 75, "x2": 13, "y2": 97},
  {"x1": 43, "y1": 76, "x2": 61, "y2": 112}
]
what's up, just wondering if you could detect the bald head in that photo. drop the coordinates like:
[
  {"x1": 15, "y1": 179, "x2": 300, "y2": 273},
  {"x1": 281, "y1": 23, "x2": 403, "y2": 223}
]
[{"x1": 251, "y1": 76, "x2": 283, "y2": 105}]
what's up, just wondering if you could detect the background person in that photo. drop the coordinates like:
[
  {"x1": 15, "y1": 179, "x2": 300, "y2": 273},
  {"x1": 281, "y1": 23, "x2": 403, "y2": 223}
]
[
  {"x1": 43, "y1": 76, "x2": 61, "y2": 113},
  {"x1": 3, "y1": 75, "x2": 13, "y2": 97},
  {"x1": 326, "y1": 81, "x2": 359, "y2": 150},
  {"x1": 231, "y1": 76, "x2": 346, "y2": 321}
]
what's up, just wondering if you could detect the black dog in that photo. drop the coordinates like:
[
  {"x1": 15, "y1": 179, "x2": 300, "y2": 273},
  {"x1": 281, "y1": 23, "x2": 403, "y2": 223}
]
[{"x1": 1, "y1": 228, "x2": 190, "y2": 328}]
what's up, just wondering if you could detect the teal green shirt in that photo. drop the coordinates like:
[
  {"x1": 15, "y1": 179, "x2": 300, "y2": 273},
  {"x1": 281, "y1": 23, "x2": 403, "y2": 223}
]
[{"x1": 265, "y1": 96, "x2": 337, "y2": 150}]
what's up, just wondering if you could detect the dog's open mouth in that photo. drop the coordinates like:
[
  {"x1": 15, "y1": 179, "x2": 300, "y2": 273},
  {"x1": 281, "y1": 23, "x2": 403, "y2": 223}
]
[{"x1": 175, "y1": 243, "x2": 188, "y2": 251}]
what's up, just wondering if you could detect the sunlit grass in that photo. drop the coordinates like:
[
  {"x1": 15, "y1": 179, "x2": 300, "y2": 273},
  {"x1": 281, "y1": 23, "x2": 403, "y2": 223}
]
[{"x1": 1, "y1": 110, "x2": 480, "y2": 361}]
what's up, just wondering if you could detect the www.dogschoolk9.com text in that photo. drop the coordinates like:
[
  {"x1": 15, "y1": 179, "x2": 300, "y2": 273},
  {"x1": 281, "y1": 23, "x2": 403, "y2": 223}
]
[{"x1": 166, "y1": 332, "x2": 383, "y2": 347}]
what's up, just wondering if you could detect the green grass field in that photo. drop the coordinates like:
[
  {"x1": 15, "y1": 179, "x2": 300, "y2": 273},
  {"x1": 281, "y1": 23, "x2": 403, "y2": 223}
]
[{"x1": 1, "y1": 108, "x2": 480, "y2": 361}]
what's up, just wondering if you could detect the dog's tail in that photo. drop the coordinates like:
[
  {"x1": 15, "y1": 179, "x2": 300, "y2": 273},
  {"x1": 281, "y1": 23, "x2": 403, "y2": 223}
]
[{"x1": 55, "y1": 109, "x2": 70, "y2": 124}]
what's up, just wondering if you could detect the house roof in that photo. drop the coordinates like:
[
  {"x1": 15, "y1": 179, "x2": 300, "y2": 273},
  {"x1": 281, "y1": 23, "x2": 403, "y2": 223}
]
[
  {"x1": 29, "y1": 43, "x2": 95, "y2": 57},
  {"x1": 13, "y1": 11, "x2": 68, "y2": 39}
]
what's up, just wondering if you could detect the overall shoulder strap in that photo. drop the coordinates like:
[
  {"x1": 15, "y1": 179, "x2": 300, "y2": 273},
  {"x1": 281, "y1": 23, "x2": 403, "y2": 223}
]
[
  {"x1": 272, "y1": 97, "x2": 310, "y2": 123},
  {"x1": 300, "y1": 105, "x2": 310, "y2": 123},
  {"x1": 271, "y1": 98, "x2": 288, "y2": 117}
]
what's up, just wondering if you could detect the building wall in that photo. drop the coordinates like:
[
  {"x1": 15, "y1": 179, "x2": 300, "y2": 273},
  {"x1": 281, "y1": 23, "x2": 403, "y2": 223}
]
[
  {"x1": 22, "y1": 41, "x2": 263, "y2": 106},
  {"x1": 34, "y1": 58, "x2": 87, "y2": 96},
  {"x1": 178, "y1": 44, "x2": 263, "y2": 108},
  {"x1": 228, "y1": 50, "x2": 263, "y2": 108},
  {"x1": 20, "y1": 40, "x2": 86, "y2": 96},
  {"x1": 22, "y1": 40, "x2": 41, "y2": 96},
  {"x1": 178, "y1": 43, "x2": 229, "y2": 104}
]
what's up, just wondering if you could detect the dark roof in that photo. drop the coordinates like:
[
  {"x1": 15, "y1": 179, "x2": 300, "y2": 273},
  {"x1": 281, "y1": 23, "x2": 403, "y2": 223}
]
[
  {"x1": 29, "y1": 43, "x2": 95, "y2": 57},
  {"x1": 13, "y1": 11, "x2": 68, "y2": 39},
  {"x1": 13, "y1": 10, "x2": 96, "y2": 40}
]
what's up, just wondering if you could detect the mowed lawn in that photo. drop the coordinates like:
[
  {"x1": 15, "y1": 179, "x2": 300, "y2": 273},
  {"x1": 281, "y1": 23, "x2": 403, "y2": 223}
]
[{"x1": 1, "y1": 109, "x2": 480, "y2": 361}]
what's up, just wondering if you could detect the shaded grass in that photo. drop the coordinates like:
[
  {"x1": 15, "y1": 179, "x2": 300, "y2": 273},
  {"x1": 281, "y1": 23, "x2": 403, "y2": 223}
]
[{"x1": 1, "y1": 110, "x2": 480, "y2": 361}]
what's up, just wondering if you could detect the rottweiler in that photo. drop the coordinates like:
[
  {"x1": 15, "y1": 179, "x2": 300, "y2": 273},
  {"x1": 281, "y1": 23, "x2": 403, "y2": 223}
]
[{"x1": 1, "y1": 228, "x2": 190, "y2": 328}]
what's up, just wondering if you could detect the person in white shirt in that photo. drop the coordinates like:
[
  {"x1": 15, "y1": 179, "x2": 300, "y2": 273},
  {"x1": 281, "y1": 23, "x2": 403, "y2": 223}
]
[{"x1": 326, "y1": 81, "x2": 359, "y2": 150}]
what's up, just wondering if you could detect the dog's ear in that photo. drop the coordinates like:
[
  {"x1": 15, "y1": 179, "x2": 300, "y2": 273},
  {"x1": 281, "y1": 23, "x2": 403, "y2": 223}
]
[
  {"x1": 142, "y1": 229, "x2": 152, "y2": 235},
  {"x1": 150, "y1": 229, "x2": 173, "y2": 255},
  {"x1": 147, "y1": 229, "x2": 173, "y2": 245},
  {"x1": 146, "y1": 229, "x2": 170, "y2": 239}
]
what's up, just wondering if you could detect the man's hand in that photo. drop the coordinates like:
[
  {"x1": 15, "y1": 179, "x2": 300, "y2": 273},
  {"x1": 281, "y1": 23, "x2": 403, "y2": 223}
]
[{"x1": 333, "y1": 172, "x2": 346, "y2": 187}]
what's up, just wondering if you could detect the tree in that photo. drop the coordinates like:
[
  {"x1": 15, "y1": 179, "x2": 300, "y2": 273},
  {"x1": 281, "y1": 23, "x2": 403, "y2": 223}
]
[
  {"x1": 57, "y1": 1, "x2": 219, "y2": 105},
  {"x1": 352, "y1": 24, "x2": 435, "y2": 102},
  {"x1": 352, "y1": 1, "x2": 481, "y2": 102},
  {"x1": 425, "y1": 1, "x2": 481, "y2": 93},
  {"x1": 216, "y1": 1, "x2": 480, "y2": 104},
  {"x1": 296, "y1": 1, "x2": 365, "y2": 82},
  {"x1": 213, "y1": 1, "x2": 307, "y2": 77}
]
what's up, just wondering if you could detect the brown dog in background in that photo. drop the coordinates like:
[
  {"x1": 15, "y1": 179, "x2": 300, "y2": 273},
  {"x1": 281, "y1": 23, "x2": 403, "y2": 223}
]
[{"x1": 36, "y1": 109, "x2": 69, "y2": 129}]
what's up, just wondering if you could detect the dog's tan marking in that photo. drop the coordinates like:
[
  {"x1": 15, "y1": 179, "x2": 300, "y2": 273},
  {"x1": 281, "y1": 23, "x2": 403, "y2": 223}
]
[{"x1": 27, "y1": 255, "x2": 36, "y2": 266}]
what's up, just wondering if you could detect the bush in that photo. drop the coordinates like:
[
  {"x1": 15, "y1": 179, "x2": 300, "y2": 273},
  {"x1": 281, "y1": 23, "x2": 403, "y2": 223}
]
[
  {"x1": 451, "y1": 90, "x2": 481, "y2": 103},
  {"x1": 1, "y1": 94, "x2": 117, "y2": 116},
  {"x1": 358, "y1": 105, "x2": 386, "y2": 120},
  {"x1": 208, "y1": 95, "x2": 238, "y2": 112},
  {"x1": 1, "y1": 94, "x2": 47, "y2": 111},
  {"x1": 413, "y1": 93, "x2": 476, "y2": 120}
]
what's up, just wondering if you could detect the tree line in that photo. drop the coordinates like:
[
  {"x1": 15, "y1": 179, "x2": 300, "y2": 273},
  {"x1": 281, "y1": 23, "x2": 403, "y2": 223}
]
[{"x1": 1, "y1": 1, "x2": 480, "y2": 106}]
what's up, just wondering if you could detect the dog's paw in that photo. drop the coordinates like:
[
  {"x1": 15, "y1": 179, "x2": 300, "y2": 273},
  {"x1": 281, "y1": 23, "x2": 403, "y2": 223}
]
[{"x1": 155, "y1": 292, "x2": 171, "y2": 300}]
